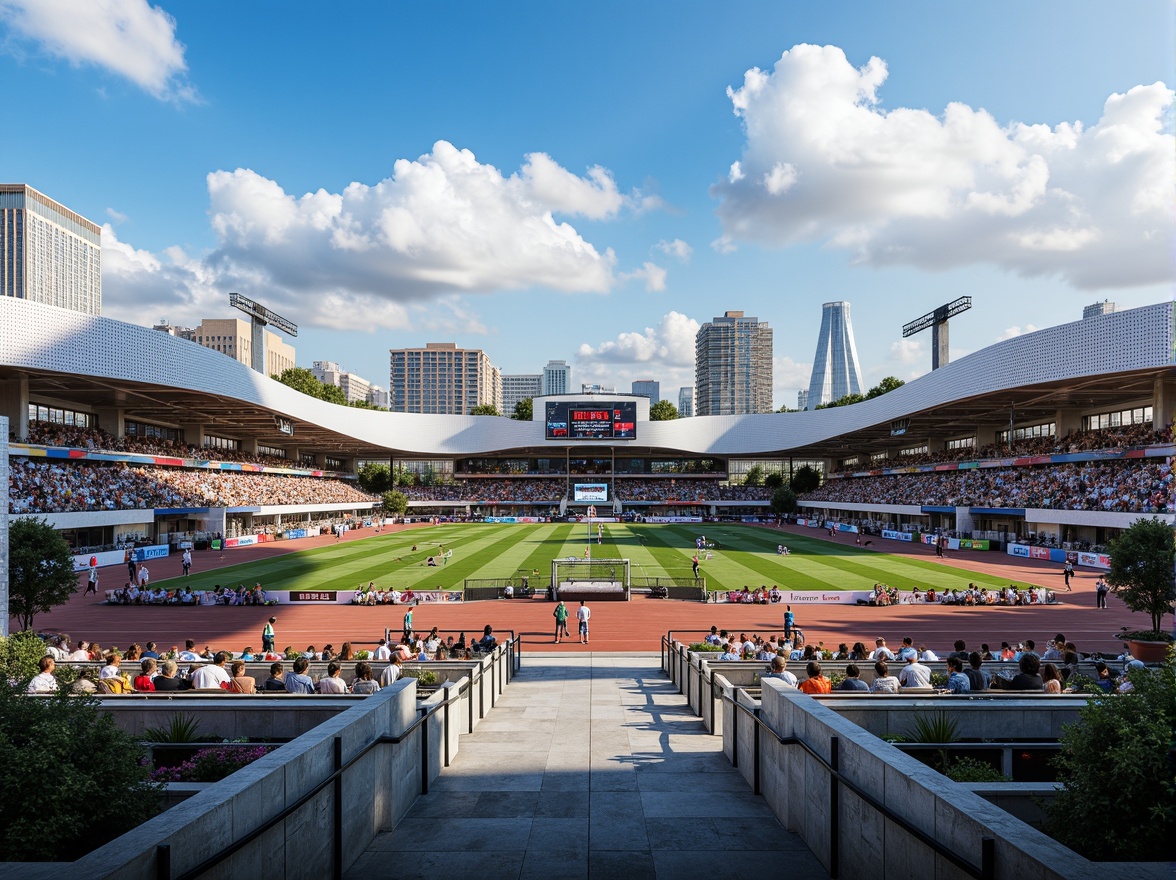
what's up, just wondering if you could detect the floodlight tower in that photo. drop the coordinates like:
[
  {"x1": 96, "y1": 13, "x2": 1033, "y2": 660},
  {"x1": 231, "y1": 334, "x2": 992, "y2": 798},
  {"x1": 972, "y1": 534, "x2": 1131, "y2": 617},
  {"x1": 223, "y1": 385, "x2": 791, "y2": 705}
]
[
  {"x1": 229, "y1": 292, "x2": 298, "y2": 374},
  {"x1": 901, "y1": 296, "x2": 972, "y2": 371}
]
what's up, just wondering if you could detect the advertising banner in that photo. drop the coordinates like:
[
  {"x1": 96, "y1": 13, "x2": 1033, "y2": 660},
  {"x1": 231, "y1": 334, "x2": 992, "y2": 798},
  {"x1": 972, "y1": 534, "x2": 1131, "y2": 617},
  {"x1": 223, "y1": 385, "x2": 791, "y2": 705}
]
[
  {"x1": 1029, "y1": 546, "x2": 1051, "y2": 560},
  {"x1": 882, "y1": 529, "x2": 913, "y2": 542},
  {"x1": 711, "y1": 589, "x2": 874, "y2": 605},
  {"x1": 957, "y1": 539, "x2": 991, "y2": 551},
  {"x1": 644, "y1": 516, "x2": 703, "y2": 523},
  {"x1": 1008, "y1": 543, "x2": 1030, "y2": 558},
  {"x1": 1077, "y1": 551, "x2": 1111, "y2": 570},
  {"x1": 72, "y1": 548, "x2": 126, "y2": 571},
  {"x1": 225, "y1": 535, "x2": 258, "y2": 548},
  {"x1": 485, "y1": 516, "x2": 545, "y2": 524},
  {"x1": 266, "y1": 589, "x2": 465, "y2": 605},
  {"x1": 284, "y1": 529, "x2": 308, "y2": 539},
  {"x1": 132, "y1": 544, "x2": 170, "y2": 562}
]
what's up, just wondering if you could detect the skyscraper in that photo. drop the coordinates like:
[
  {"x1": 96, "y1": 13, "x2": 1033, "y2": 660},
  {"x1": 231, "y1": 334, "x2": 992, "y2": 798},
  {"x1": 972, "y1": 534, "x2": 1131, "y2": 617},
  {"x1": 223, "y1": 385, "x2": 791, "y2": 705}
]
[
  {"x1": 312, "y1": 360, "x2": 386, "y2": 407},
  {"x1": 542, "y1": 360, "x2": 572, "y2": 396},
  {"x1": 678, "y1": 386, "x2": 694, "y2": 418},
  {"x1": 502, "y1": 374, "x2": 541, "y2": 415},
  {"x1": 806, "y1": 301, "x2": 862, "y2": 409},
  {"x1": 1, "y1": 184, "x2": 102, "y2": 315},
  {"x1": 694, "y1": 310, "x2": 773, "y2": 415},
  {"x1": 631, "y1": 380, "x2": 660, "y2": 405},
  {"x1": 389, "y1": 342, "x2": 502, "y2": 415}
]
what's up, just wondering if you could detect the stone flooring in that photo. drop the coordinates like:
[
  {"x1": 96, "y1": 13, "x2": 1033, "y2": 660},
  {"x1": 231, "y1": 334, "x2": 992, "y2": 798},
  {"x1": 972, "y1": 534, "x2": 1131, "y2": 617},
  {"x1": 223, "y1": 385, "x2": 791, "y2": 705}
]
[{"x1": 347, "y1": 653, "x2": 828, "y2": 880}]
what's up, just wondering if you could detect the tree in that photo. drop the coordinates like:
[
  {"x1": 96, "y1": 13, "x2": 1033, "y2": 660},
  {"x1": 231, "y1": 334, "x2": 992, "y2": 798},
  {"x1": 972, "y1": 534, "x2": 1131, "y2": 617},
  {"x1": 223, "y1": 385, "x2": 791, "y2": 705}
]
[
  {"x1": 273, "y1": 367, "x2": 324, "y2": 398},
  {"x1": 764, "y1": 472, "x2": 785, "y2": 491},
  {"x1": 0, "y1": 682, "x2": 160, "y2": 860},
  {"x1": 9, "y1": 517, "x2": 78, "y2": 631},
  {"x1": 511, "y1": 397, "x2": 533, "y2": 421},
  {"x1": 1043, "y1": 658, "x2": 1175, "y2": 861},
  {"x1": 470, "y1": 404, "x2": 500, "y2": 416},
  {"x1": 816, "y1": 392, "x2": 865, "y2": 409},
  {"x1": 1106, "y1": 517, "x2": 1176, "y2": 638},
  {"x1": 382, "y1": 490, "x2": 408, "y2": 517},
  {"x1": 649, "y1": 400, "x2": 679, "y2": 421},
  {"x1": 790, "y1": 464, "x2": 822, "y2": 494},
  {"x1": 770, "y1": 486, "x2": 798, "y2": 516},
  {"x1": 866, "y1": 376, "x2": 905, "y2": 399},
  {"x1": 391, "y1": 465, "x2": 414, "y2": 487},
  {"x1": 357, "y1": 462, "x2": 391, "y2": 494},
  {"x1": 319, "y1": 383, "x2": 347, "y2": 406},
  {"x1": 744, "y1": 464, "x2": 764, "y2": 486}
]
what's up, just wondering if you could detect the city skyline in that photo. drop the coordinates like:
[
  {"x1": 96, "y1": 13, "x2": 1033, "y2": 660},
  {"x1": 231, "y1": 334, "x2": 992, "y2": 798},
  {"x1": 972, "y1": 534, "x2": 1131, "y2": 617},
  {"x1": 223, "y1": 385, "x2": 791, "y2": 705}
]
[{"x1": 1, "y1": 2, "x2": 1170, "y2": 409}]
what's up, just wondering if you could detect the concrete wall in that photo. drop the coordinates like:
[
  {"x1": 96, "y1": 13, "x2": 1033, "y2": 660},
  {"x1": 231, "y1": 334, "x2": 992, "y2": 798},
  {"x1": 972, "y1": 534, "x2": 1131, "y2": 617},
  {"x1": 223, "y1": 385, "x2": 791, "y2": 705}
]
[
  {"x1": 1, "y1": 641, "x2": 517, "y2": 879},
  {"x1": 745, "y1": 681, "x2": 1163, "y2": 880}
]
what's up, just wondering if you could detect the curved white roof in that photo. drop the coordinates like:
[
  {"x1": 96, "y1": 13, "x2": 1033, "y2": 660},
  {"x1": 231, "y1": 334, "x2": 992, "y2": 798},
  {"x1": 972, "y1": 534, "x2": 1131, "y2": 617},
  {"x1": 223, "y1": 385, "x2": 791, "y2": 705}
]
[{"x1": 0, "y1": 298, "x2": 1171, "y2": 457}]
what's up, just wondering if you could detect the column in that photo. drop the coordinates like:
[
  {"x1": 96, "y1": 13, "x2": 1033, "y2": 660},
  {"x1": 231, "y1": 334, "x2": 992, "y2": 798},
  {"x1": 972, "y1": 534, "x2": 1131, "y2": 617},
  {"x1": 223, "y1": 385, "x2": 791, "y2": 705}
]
[{"x1": 0, "y1": 377, "x2": 29, "y2": 441}]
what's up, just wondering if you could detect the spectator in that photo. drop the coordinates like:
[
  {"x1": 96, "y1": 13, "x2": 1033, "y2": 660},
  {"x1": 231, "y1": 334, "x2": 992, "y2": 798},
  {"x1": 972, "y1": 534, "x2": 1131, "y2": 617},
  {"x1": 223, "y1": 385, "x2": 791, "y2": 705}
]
[
  {"x1": 898, "y1": 654, "x2": 932, "y2": 689},
  {"x1": 351, "y1": 662, "x2": 380, "y2": 694},
  {"x1": 316, "y1": 662, "x2": 347, "y2": 694},
  {"x1": 869, "y1": 661, "x2": 900, "y2": 694},
  {"x1": 764, "y1": 655, "x2": 798, "y2": 686},
  {"x1": 964, "y1": 653, "x2": 990, "y2": 691},
  {"x1": 27, "y1": 656, "x2": 58, "y2": 693},
  {"x1": 939, "y1": 657, "x2": 971, "y2": 694},
  {"x1": 285, "y1": 658, "x2": 316, "y2": 694},
  {"x1": 991, "y1": 654, "x2": 1045, "y2": 691},
  {"x1": 226, "y1": 660, "x2": 257, "y2": 694},
  {"x1": 261, "y1": 662, "x2": 287, "y2": 692},
  {"x1": 153, "y1": 660, "x2": 190, "y2": 691},
  {"x1": 798, "y1": 661, "x2": 832, "y2": 694},
  {"x1": 837, "y1": 663, "x2": 869, "y2": 691},
  {"x1": 133, "y1": 658, "x2": 157, "y2": 692},
  {"x1": 191, "y1": 652, "x2": 231, "y2": 689}
]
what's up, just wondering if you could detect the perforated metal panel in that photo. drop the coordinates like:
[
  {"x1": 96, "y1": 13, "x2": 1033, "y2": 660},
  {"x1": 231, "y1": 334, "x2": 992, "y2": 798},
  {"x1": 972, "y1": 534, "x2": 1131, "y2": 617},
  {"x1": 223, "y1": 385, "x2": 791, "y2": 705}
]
[{"x1": 0, "y1": 298, "x2": 1171, "y2": 457}]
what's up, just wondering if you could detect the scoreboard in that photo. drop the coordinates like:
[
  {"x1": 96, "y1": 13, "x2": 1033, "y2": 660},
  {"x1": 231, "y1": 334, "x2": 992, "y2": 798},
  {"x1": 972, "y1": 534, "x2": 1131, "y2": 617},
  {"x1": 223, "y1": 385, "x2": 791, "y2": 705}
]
[{"x1": 545, "y1": 400, "x2": 637, "y2": 441}]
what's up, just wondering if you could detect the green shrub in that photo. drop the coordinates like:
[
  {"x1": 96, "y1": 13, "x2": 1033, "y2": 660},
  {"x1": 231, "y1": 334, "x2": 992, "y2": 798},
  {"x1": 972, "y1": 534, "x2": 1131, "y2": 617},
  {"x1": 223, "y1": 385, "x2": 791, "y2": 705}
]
[
  {"x1": 688, "y1": 642, "x2": 722, "y2": 652},
  {"x1": 143, "y1": 713, "x2": 205, "y2": 744},
  {"x1": 945, "y1": 756, "x2": 1009, "y2": 783},
  {"x1": 0, "y1": 630, "x2": 51, "y2": 685},
  {"x1": 1043, "y1": 659, "x2": 1175, "y2": 861},
  {"x1": 0, "y1": 681, "x2": 159, "y2": 860}
]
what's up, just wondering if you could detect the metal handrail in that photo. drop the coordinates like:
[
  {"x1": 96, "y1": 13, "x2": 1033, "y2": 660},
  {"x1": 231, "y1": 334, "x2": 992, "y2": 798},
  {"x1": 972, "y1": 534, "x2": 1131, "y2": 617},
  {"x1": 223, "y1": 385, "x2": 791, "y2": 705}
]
[
  {"x1": 720, "y1": 691, "x2": 994, "y2": 880},
  {"x1": 160, "y1": 637, "x2": 518, "y2": 880}
]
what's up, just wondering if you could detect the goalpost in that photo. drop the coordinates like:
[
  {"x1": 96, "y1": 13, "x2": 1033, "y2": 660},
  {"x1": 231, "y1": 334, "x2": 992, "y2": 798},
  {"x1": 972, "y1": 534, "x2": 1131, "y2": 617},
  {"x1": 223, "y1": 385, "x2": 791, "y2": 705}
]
[{"x1": 552, "y1": 557, "x2": 630, "y2": 601}]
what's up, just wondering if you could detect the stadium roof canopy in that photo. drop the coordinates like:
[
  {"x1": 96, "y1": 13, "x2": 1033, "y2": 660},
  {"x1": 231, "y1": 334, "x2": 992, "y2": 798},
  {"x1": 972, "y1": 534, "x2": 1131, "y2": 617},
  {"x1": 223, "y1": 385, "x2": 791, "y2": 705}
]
[{"x1": 1, "y1": 299, "x2": 1172, "y2": 461}]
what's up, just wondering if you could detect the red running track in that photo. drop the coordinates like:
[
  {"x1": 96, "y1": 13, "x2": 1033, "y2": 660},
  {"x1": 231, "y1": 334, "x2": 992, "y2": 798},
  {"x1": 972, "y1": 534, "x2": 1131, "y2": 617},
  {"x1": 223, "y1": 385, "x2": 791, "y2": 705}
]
[{"x1": 20, "y1": 522, "x2": 1138, "y2": 658}]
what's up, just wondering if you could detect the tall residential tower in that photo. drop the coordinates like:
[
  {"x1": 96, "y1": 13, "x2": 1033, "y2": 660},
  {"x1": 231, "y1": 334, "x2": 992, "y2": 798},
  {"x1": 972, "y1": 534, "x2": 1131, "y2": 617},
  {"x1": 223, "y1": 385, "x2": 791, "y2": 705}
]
[
  {"x1": 389, "y1": 342, "x2": 502, "y2": 415},
  {"x1": 1, "y1": 184, "x2": 102, "y2": 315},
  {"x1": 805, "y1": 301, "x2": 862, "y2": 409},
  {"x1": 694, "y1": 310, "x2": 773, "y2": 415}
]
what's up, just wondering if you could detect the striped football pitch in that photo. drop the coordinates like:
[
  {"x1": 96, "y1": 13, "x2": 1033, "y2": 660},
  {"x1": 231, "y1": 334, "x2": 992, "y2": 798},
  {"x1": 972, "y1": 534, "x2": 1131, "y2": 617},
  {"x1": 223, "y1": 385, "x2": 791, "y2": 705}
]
[{"x1": 155, "y1": 523, "x2": 1034, "y2": 596}]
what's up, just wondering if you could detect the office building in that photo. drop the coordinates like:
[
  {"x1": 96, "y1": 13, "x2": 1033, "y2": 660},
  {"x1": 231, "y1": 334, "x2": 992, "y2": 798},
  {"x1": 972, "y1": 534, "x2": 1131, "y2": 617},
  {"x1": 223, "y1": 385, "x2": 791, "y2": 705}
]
[
  {"x1": 153, "y1": 322, "x2": 196, "y2": 341},
  {"x1": 797, "y1": 389, "x2": 809, "y2": 411},
  {"x1": 542, "y1": 360, "x2": 572, "y2": 397},
  {"x1": 194, "y1": 318, "x2": 296, "y2": 377},
  {"x1": 631, "y1": 380, "x2": 660, "y2": 405},
  {"x1": 502, "y1": 374, "x2": 541, "y2": 415},
  {"x1": 389, "y1": 342, "x2": 502, "y2": 415},
  {"x1": 805, "y1": 301, "x2": 862, "y2": 409},
  {"x1": 312, "y1": 360, "x2": 386, "y2": 407},
  {"x1": 1, "y1": 183, "x2": 102, "y2": 315},
  {"x1": 678, "y1": 386, "x2": 694, "y2": 418},
  {"x1": 1083, "y1": 301, "x2": 1117, "y2": 320},
  {"x1": 694, "y1": 310, "x2": 773, "y2": 415}
]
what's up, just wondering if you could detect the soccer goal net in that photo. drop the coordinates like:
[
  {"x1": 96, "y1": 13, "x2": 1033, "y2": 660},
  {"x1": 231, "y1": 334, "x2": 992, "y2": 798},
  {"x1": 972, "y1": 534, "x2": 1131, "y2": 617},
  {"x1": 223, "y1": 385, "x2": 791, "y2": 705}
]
[{"x1": 552, "y1": 557, "x2": 630, "y2": 601}]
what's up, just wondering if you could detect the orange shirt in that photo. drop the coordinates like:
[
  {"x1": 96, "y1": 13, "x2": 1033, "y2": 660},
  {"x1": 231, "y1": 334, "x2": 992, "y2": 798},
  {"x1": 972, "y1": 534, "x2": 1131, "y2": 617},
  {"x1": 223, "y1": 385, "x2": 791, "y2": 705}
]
[{"x1": 798, "y1": 676, "x2": 832, "y2": 694}]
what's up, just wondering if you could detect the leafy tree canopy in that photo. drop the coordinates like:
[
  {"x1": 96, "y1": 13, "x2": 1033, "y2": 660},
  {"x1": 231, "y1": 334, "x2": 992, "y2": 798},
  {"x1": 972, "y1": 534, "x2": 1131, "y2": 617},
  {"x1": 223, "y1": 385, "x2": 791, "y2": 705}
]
[
  {"x1": 649, "y1": 400, "x2": 679, "y2": 421},
  {"x1": 0, "y1": 682, "x2": 160, "y2": 860},
  {"x1": 1106, "y1": 517, "x2": 1176, "y2": 637},
  {"x1": 743, "y1": 464, "x2": 764, "y2": 486},
  {"x1": 470, "y1": 404, "x2": 500, "y2": 416},
  {"x1": 382, "y1": 490, "x2": 409, "y2": 516},
  {"x1": 866, "y1": 376, "x2": 905, "y2": 399},
  {"x1": 357, "y1": 462, "x2": 391, "y2": 494},
  {"x1": 770, "y1": 485, "x2": 798, "y2": 515},
  {"x1": 511, "y1": 397, "x2": 533, "y2": 421},
  {"x1": 273, "y1": 367, "x2": 348, "y2": 406},
  {"x1": 790, "y1": 464, "x2": 822, "y2": 494},
  {"x1": 764, "y1": 472, "x2": 785, "y2": 491},
  {"x1": 1043, "y1": 658, "x2": 1175, "y2": 861},
  {"x1": 9, "y1": 517, "x2": 78, "y2": 631}
]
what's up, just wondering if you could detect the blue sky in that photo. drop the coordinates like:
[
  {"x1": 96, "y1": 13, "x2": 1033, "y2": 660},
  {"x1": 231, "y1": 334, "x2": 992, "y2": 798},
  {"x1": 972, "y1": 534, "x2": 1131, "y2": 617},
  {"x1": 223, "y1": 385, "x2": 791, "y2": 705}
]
[{"x1": 2, "y1": 1, "x2": 1172, "y2": 408}]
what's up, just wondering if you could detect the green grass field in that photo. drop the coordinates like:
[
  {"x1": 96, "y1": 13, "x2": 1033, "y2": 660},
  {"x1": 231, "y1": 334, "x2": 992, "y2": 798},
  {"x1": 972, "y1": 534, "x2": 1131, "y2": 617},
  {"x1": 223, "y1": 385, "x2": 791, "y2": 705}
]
[{"x1": 157, "y1": 523, "x2": 1035, "y2": 596}]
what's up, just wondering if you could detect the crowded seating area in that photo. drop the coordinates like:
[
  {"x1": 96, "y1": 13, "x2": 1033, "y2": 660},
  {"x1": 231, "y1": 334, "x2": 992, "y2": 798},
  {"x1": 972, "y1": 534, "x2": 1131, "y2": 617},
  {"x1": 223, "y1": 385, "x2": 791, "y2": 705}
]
[
  {"x1": 8, "y1": 458, "x2": 377, "y2": 514},
  {"x1": 830, "y1": 421, "x2": 1171, "y2": 474},
  {"x1": 805, "y1": 459, "x2": 1173, "y2": 513},
  {"x1": 23, "y1": 420, "x2": 299, "y2": 469}
]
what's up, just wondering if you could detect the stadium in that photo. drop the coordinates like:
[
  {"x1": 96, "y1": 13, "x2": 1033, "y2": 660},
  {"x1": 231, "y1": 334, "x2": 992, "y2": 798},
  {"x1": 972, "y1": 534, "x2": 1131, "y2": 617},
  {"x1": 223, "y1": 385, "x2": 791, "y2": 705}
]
[{"x1": 2, "y1": 295, "x2": 1173, "y2": 636}]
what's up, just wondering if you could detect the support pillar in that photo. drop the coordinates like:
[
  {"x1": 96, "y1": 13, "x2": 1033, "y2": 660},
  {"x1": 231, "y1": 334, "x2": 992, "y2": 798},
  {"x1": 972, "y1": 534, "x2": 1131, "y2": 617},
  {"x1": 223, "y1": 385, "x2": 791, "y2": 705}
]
[
  {"x1": 94, "y1": 407, "x2": 125, "y2": 440},
  {"x1": 0, "y1": 378, "x2": 29, "y2": 441},
  {"x1": 1153, "y1": 378, "x2": 1176, "y2": 433}
]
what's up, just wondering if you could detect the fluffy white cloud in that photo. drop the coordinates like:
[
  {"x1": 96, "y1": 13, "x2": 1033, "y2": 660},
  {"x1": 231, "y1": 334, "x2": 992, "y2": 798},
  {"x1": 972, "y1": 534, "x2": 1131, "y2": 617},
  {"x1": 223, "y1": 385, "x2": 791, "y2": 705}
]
[
  {"x1": 621, "y1": 261, "x2": 668, "y2": 292},
  {"x1": 576, "y1": 311, "x2": 699, "y2": 367},
  {"x1": 997, "y1": 324, "x2": 1039, "y2": 341},
  {"x1": 773, "y1": 355, "x2": 812, "y2": 408},
  {"x1": 713, "y1": 44, "x2": 1174, "y2": 289},
  {"x1": 0, "y1": 0, "x2": 193, "y2": 101},
  {"x1": 101, "y1": 142, "x2": 645, "y2": 330},
  {"x1": 655, "y1": 238, "x2": 693, "y2": 261}
]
